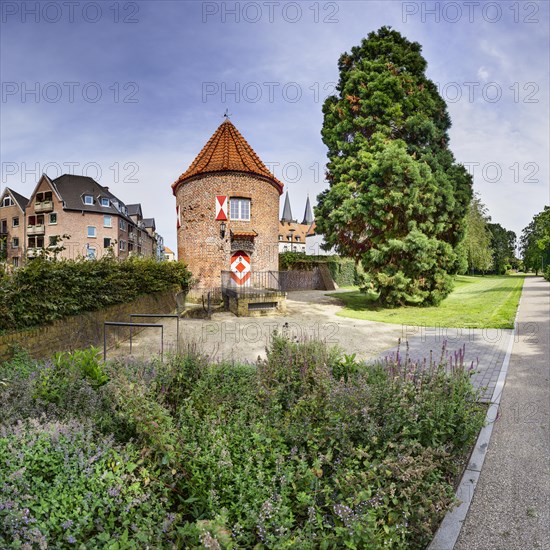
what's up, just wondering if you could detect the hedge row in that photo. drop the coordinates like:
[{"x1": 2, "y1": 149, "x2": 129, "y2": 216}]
[
  {"x1": 0, "y1": 257, "x2": 192, "y2": 332},
  {"x1": 279, "y1": 252, "x2": 360, "y2": 287}
]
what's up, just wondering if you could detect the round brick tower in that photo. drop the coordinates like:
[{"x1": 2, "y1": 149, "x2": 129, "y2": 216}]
[{"x1": 172, "y1": 119, "x2": 284, "y2": 290}]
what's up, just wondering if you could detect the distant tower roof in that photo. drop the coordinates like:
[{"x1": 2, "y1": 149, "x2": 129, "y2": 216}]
[
  {"x1": 281, "y1": 191, "x2": 294, "y2": 222},
  {"x1": 172, "y1": 119, "x2": 284, "y2": 195},
  {"x1": 301, "y1": 195, "x2": 314, "y2": 225}
]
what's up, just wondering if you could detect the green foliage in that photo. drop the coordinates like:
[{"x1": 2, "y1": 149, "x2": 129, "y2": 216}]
[
  {"x1": 315, "y1": 26, "x2": 472, "y2": 307},
  {"x1": 1, "y1": 338, "x2": 486, "y2": 548},
  {"x1": 463, "y1": 194, "x2": 493, "y2": 274},
  {"x1": 521, "y1": 206, "x2": 550, "y2": 274},
  {"x1": 0, "y1": 419, "x2": 179, "y2": 547},
  {"x1": 544, "y1": 265, "x2": 550, "y2": 281},
  {"x1": 0, "y1": 256, "x2": 192, "y2": 331},
  {"x1": 488, "y1": 223, "x2": 516, "y2": 275},
  {"x1": 279, "y1": 252, "x2": 359, "y2": 286}
]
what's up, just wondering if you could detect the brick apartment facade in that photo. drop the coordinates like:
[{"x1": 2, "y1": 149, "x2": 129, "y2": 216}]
[
  {"x1": 172, "y1": 118, "x2": 283, "y2": 289},
  {"x1": 0, "y1": 174, "x2": 163, "y2": 266}
]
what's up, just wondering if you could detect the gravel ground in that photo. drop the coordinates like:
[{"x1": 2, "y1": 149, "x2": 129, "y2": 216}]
[{"x1": 454, "y1": 276, "x2": 550, "y2": 550}]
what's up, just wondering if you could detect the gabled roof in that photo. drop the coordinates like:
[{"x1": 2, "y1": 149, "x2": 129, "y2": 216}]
[
  {"x1": 127, "y1": 204, "x2": 142, "y2": 218},
  {"x1": 142, "y1": 218, "x2": 156, "y2": 230},
  {"x1": 2, "y1": 187, "x2": 29, "y2": 211},
  {"x1": 51, "y1": 174, "x2": 132, "y2": 220},
  {"x1": 172, "y1": 119, "x2": 284, "y2": 195}
]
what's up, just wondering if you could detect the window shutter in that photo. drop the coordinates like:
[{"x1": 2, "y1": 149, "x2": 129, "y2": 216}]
[{"x1": 215, "y1": 196, "x2": 228, "y2": 221}]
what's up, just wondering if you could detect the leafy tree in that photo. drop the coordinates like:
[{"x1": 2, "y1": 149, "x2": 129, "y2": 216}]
[
  {"x1": 521, "y1": 206, "x2": 550, "y2": 275},
  {"x1": 462, "y1": 194, "x2": 493, "y2": 274},
  {"x1": 315, "y1": 27, "x2": 472, "y2": 306},
  {"x1": 488, "y1": 223, "x2": 516, "y2": 274}
]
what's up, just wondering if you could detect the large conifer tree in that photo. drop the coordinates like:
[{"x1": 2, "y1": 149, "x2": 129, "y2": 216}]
[{"x1": 315, "y1": 27, "x2": 472, "y2": 306}]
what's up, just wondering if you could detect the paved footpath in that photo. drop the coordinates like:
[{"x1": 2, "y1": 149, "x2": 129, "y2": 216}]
[{"x1": 451, "y1": 276, "x2": 549, "y2": 550}]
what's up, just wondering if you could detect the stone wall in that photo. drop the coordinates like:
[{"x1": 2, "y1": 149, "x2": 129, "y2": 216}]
[
  {"x1": 0, "y1": 288, "x2": 177, "y2": 362},
  {"x1": 279, "y1": 268, "x2": 324, "y2": 291}
]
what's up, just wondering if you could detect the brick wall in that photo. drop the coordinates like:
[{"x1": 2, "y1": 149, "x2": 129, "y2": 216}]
[
  {"x1": 0, "y1": 288, "x2": 177, "y2": 362},
  {"x1": 0, "y1": 202, "x2": 25, "y2": 266},
  {"x1": 175, "y1": 172, "x2": 280, "y2": 289}
]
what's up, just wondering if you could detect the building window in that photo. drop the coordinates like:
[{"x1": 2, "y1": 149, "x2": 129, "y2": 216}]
[
  {"x1": 48, "y1": 236, "x2": 59, "y2": 247},
  {"x1": 28, "y1": 215, "x2": 36, "y2": 226},
  {"x1": 87, "y1": 226, "x2": 96, "y2": 238},
  {"x1": 83, "y1": 195, "x2": 93, "y2": 205},
  {"x1": 12, "y1": 257, "x2": 19, "y2": 268},
  {"x1": 12, "y1": 217, "x2": 19, "y2": 227},
  {"x1": 119, "y1": 219, "x2": 126, "y2": 231},
  {"x1": 2, "y1": 196, "x2": 13, "y2": 207},
  {"x1": 101, "y1": 197, "x2": 110, "y2": 207},
  {"x1": 12, "y1": 237, "x2": 19, "y2": 249},
  {"x1": 86, "y1": 245, "x2": 96, "y2": 259},
  {"x1": 104, "y1": 237, "x2": 111, "y2": 249},
  {"x1": 49, "y1": 213, "x2": 57, "y2": 224},
  {"x1": 104, "y1": 215, "x2": 112, "y2": 227},
  {"x1": 230, "y1": 198, "x2": 250, "y2": 221},
  {"x1": 119, "y1": 240, "x2": 126, "y2": 251},
  {"x1": 28, "y1": 236, "x2": 36, "y2": 248},
  {"x1": 278, "y1": 235, "x2": 283, "y2": 241},
  {"x1": 295, "y1": 236, "x2": 300, "y2": 241}
]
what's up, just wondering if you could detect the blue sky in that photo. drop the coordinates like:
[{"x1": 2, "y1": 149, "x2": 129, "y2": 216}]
[{"x1": 1, "y1": 0, "x2": 548, "y2": 252}]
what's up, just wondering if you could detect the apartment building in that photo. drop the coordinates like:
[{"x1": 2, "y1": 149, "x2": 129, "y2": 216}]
[
  {"x1": 0, "y1": 174, "x2": 164, "y2": 266},
  {"x1": 0, "y1": 188, "x2": 28, "y2": 267}
]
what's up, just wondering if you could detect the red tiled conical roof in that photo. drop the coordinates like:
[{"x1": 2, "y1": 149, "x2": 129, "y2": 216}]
[{"x1": 172, "y1": 119, "x2": 284, "y2": 195}]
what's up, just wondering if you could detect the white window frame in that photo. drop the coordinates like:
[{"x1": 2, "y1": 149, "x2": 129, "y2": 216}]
[
  {"x1": 100, "y1": 197, "x2": 110, "y2": 207},
  {"x1": 48, "y1": 213, "x2": 57, "y2": 225},
  {"x1": 119, "y1": 219, "x2": 126, "y2": 231},
  {"x1": 119, "y1": 240, "x2": 126, "y2": 251},
  {"x1": 2, "y1": 196, "x2": 13, "y2": 207},
  {"x1": 87, "y1": 226, "x2": 96, "y2": 238},
  {"x1": 104, "y1": 215, "x2": 112, "y2": 228},
  {"x1": 12, "y1": 237, "x2": 19, "y2": 249},
  {"x1": 12, "y1": 217, "x2": 19, "y2": 227},
  {"x1": 230, "y1": 198, "x2": 251, "y2": 221},
  {"x1": 83, "y1": 195, "x2": 94, "y2": 205}
]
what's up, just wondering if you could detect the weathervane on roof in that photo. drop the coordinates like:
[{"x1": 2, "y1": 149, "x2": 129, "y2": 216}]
[{"x1": 223, "y1": 108, "x2": 232, "y2": 120}]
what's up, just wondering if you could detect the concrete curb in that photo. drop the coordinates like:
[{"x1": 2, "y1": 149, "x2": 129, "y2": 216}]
[{"x1": 427, "y1": 291, "x2": 523, "y2": 550}]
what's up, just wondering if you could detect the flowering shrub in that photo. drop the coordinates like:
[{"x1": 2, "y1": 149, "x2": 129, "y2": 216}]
[
  {"x1": 0, "y1": 419, "x2": 179, "y2": 548},
  {"x1": 0, "y1": 339, "x2": 486, "y2": 548}
]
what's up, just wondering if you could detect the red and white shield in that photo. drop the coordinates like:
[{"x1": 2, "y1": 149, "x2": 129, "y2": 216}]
[
  {"x1": 215, "y1": 196, "x2": 228, "y2": 221},
  {"x1": 230, "y1": 251, "x2": 251, "y2": 285}
]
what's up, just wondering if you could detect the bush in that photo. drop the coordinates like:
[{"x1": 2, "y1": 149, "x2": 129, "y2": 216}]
[
  {"x1": 544, "y1": 265, "x2": 550, "y2": 281},
  {"x1": 0, "y1": 256, "x2": 192, "y2": 331},
  {"x1": 0, "y1": 339, "x2": 486, "y2": 549},
  {"x1": 0, "y1": 419, "x2": 179, "y2": 548}
]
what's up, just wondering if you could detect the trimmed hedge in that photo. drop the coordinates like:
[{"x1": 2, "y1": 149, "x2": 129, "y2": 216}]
[
  {"x1": 0, "y1": 257, "x2": 192, "y2": 332},
  {"x1": 279, "y1": 252, "x2": 360, "y2": 287}
]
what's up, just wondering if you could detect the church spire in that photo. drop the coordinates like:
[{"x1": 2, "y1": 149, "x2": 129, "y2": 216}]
[
  {"x1": 301, "y1": 195, "x2": 314, "y2": 225},
  {"x1": 281, "y1": 191, "x2": 294, "y2": 222}
]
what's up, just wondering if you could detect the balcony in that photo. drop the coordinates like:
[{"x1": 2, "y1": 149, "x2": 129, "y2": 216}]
[
  {"x1": 27, "y1": 224, "x2": 45, "y2": 235},
  {"x1": 27, "y1": 247, "x2": 41, "y2": 258},
  {"x1": 128, "y1": 232, "x2": 135, "y2": 241},
  {"x1": 34, "y1": 200, "x2": 54, "y2": 213}
]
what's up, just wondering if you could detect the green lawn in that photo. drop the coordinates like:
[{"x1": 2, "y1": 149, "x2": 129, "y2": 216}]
[{"x1": 330, "y1": 275, "x2": 526, "y2": 328}]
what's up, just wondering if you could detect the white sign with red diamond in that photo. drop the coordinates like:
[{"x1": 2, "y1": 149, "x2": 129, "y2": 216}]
[{"x1": 230, "y1": 251, "x2": 251, "y2": 285}]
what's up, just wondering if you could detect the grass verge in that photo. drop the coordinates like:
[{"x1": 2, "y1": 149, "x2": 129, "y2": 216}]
[{"x1": 330, "y1": 275, "x2": 525, "y2": 328}]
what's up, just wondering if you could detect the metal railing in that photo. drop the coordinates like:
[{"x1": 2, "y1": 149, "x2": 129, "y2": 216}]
[
  {"x1": 129, "y1": 314, "x2": 180, "y2": 353},
  {"x1": 103, "y1": 321, "x2": 163, "y2": 361},
  {"x1": 221, "y1": 271, "x2": 281, "y2": 296}
]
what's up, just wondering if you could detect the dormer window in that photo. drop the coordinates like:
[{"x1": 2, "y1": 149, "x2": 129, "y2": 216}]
[
  {"x1": 83, "y1": 195, "x2": 93, "y2": 205},
  {"x1": 2, "y1": 196, "x2": 13, "y2": 207},
  {"x1": 100, "y1": 197, "x2": 110, "y2": 207}
]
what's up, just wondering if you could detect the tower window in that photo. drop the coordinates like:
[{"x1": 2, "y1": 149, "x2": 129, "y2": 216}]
[{"x1": 230, "y1": 198, "x2": 250, "y2": 221}]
